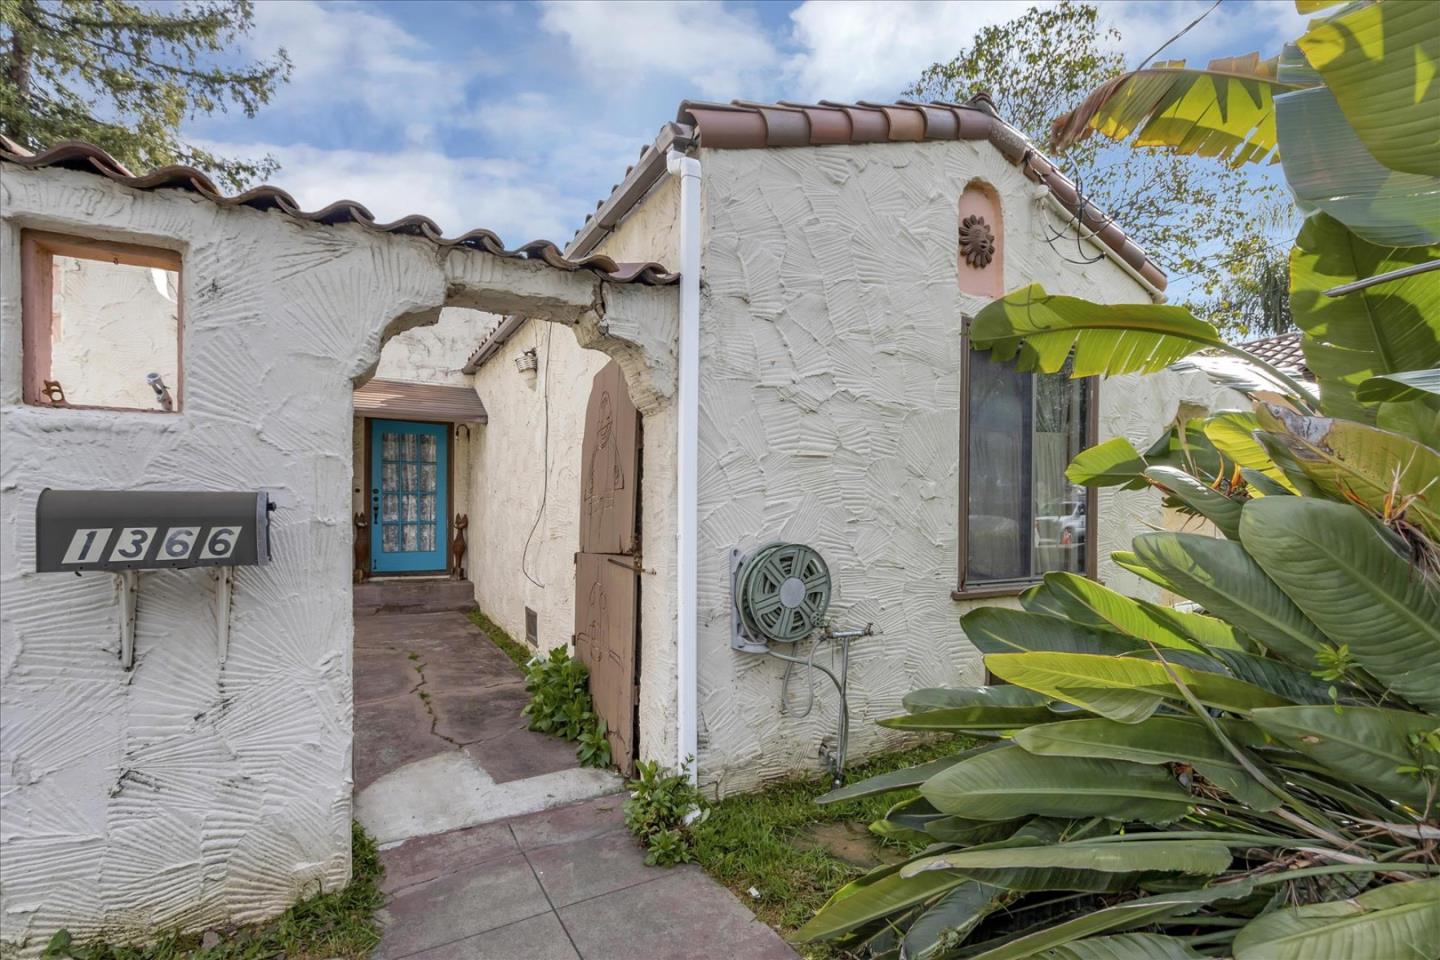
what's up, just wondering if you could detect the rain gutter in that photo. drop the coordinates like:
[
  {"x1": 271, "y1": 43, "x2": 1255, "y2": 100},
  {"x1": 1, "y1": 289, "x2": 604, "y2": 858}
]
[{"x1": 666, "y1": 146, "x2": 701, "y2": 782}]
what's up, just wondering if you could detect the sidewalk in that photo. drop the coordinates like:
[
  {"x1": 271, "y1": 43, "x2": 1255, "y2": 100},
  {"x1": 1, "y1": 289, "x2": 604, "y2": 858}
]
[{"x1": 374, "y1": 794, "x2": 797, "y2": 960}]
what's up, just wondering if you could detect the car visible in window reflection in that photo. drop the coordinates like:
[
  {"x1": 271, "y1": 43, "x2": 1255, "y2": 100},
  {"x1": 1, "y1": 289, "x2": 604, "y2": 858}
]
[{"x1": 1035, "y1": 500, "x2": 1085, "y2": 546}]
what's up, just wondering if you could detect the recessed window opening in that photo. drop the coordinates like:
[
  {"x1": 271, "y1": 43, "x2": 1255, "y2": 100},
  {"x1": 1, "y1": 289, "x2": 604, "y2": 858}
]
[
  {"x1": 957, "y1": 324, "x2": 1097, "y2": 598},
  {"x1": 21, "y1": 230, "x2": 182, "y2": 412}
]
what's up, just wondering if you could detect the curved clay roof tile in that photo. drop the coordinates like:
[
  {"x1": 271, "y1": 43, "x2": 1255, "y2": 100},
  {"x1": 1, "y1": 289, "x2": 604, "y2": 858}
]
[{"x1": 0, "y1": 136, "x2": 676, "y2": 285}]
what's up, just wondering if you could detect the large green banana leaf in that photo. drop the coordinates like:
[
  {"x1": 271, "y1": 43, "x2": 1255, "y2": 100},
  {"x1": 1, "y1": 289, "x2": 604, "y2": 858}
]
[
  {"x1": 960, "y1": 607, "x2": 1146, "y2": 658},
  {"x1": 1043, "y1": 573, "x2": 1208, "y2": 652},
  {"x1": 817, "y1": 745, "x2": 997, "y2": 804},
  {"x1": 920, "y1": 746, "x2": 1194, "y2": 824},
  {"x1": 1240, "y1": 497, "x2": 1440, "y2": 712},
  {"x1": 1250, "y1": 705, "x2": 1439, "y2": 807},
  {"x1": 1205, "y1": 411, "x2": 1299, "y2": 492},
  {"x1": 1130, "y1": 532, "x2": 1329, "y2": 666},
  {"x1": 901, "y1": 881, "x2": 1010, "y2": 960},
  {"x1": 904, "y1": 685, "x2": 1053, "y2": 714},
  {"x1": 1139, "y1": 603, "x2": 1251, "y2": 654},
  {"x1": 1358, "y1": 368, "x2": 1440, "y2": 404},
  {"x1": 900, "y1": 840, "x2": 1233, "y2": 887},
  {"x1": 1048, "y1": 54, "x2": 1305, "y2": 164},
  {"x1": 1203, "y1": 647, "x2": 1349, "y2": 706},
  {"x1": 1232, "y1": 877, "x2": 1440, "y2": 960},
  {"x1": 1144, "y1": 465, "x2": 1244, "y2": 539},
  {"x1": 1111, "y1": 549, "x2": 1179, "y2": 591},
  {"x1": 1378, "y1": 398, "x2": 1440, "y2": 451},
  {"x1": 1066, "y1": 436, "x2": 1150, "y2": 488},
  {"x1": 797, "y1": 861, "x2": 965, "y2": 942},
  {"x1": 1296, "y1": 1, "x2": 1440, "y2": 179},
  {"x1": 1034, "y1": 934, "x2": 1204, "y2": 960},
  {"x1": 1066, "y1": 420, "x2": 1228, "y2": 490},
  {"x1": 967, "y1": 285, "x2": 1228, "y2": 378},
  {"x1": 964, "y1": 883, "x2": 1256, "y2": 960},
  {"x1": 1014, "y1": 716, "x2": 1279, "y2": 811},
  {"x1": 1289, "y1": 214, "x2": 1440, "y2": 423},
  {"x1": 1257, "y1": 403, "x2": 1440, "y2": 540},
  {"x1": 985, "y1": 652, "x2": 1293, "y2": 720},
  {"x1": 880, "y1": 704, "x2": 1061, "y2": 732}
]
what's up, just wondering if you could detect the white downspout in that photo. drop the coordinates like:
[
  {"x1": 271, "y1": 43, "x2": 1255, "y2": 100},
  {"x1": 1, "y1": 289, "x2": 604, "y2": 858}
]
[{"x1": 666, "y1": 149, "x2": 701, "y2": 782}]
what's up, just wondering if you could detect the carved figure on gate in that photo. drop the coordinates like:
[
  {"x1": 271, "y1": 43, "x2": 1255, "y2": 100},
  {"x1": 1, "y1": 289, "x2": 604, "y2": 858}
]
[{"x1": 584, "y1": 391, "x2": 626, "y2": 539}]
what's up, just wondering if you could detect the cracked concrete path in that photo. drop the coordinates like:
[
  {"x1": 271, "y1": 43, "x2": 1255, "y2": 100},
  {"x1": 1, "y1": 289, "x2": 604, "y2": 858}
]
[
  {"x1": 355, "y1": 603, "x2": 796, "y2": 959},
  {"x1": 354, "y1": 607, "x2": 622, "y2": 845}
]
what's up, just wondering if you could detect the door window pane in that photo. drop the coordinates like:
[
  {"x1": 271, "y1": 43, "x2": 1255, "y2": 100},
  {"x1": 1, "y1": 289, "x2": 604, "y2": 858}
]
[
  {"x1": 403, "y1": 525, "x2": 419, "y2": 551},
  {"x1": 420, "y1": 434, "x2": 437, "y2": 462},
  {"x1": 382, "y1": 525, "x2": 400, "y2": 552}
]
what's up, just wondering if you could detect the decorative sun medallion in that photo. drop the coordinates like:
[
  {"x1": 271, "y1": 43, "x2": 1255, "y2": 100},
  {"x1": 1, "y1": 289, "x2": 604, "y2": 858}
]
[{"x1": 959, "y1": 214, "x2": 996, "y2": 268}]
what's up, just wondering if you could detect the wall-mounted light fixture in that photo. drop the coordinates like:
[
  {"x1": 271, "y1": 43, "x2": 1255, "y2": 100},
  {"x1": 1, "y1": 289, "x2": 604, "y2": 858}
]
[{"x1": 515, "y1": 348, "x2": 538, "y2": 374}]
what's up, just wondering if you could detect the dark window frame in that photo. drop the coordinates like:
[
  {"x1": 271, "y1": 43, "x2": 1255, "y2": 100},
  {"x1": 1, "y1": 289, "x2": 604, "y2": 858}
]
[{"x1": 954, "y1": 320, "x2": 1099, "y2": 600}]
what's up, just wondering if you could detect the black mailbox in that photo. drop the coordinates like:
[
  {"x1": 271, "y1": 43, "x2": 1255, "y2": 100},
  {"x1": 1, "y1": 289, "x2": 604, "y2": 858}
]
[{"x1": 36, "y1": 490, "x2": 272, "y2": 572}]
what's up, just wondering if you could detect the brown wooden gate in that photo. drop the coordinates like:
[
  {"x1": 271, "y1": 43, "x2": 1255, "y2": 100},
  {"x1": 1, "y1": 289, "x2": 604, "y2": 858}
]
[{"x1": 574, "y1": 361, "x2": 641, "y2": 774}]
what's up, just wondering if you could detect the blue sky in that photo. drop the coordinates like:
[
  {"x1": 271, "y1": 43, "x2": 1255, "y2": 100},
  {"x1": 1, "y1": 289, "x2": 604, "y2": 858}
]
[{"x1": 189, "y1": 0, "x2": 1307, "y2": 253}]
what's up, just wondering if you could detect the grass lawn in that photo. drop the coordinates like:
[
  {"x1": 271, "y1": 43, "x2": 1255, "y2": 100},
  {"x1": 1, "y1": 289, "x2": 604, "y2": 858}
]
[
  {"x1": 466, "y1": 609, "x2": 534, "y2": 668},
  {"x1": 41, "y1": 823, "x2": 384, "y2": 960},
  {"x1": 691, "y1": 738, "x2": 964, "y2": 959}
]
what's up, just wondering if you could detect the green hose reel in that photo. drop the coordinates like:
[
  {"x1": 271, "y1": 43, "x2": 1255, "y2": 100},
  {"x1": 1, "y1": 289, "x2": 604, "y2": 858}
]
[{"x1": 730, "y1": 542, "x2": 832, "y2": 651}]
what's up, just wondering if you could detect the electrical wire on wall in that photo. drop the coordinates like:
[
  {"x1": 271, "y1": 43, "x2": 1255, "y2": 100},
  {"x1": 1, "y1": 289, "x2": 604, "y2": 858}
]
[{"x1": 520, "y1": 322, "x2": 554, "y2": 588}]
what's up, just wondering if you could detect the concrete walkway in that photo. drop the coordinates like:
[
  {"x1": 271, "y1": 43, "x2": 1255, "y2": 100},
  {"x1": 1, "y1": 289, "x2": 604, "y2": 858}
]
[
  {"x1": 354, "y1": 604, "x2": 621, "y2": 843},
  {"x1": 353, "y1": 596, "x2": 796, "y2": 959},
  {"x1": 375, "y1": 795, "x2": 796, "y2": 959}
]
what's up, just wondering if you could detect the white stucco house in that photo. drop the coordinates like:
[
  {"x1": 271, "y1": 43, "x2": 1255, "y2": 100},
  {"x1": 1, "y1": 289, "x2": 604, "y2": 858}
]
[{"x1": 0, "y1": 94, "x2": 1222, "y2": 943}]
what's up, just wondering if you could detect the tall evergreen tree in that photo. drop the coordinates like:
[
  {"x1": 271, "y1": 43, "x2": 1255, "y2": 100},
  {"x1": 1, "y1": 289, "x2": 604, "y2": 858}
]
[{"x1": 1, "y1": 0, "x2": 290, "y2": 189}]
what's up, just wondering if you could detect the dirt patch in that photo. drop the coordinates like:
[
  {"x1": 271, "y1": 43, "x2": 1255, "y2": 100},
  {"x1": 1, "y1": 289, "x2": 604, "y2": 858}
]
[{"x1": 793, "y1": 820, "x2": 909, "y2": 870}]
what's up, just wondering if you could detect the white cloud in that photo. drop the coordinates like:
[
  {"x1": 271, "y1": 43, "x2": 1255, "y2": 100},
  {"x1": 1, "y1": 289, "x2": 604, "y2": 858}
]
[
  {"x1": 784, "y1": 0, "x2": 1050, "y2": 102},
  {"x1": 537, "y1": 0, "x2": 778, "y2": 97},
  {"x1": 245, "y1": 0, "x2": 484, "y2": 145},
  {"x1": 1101, "y1": 1, "x2": 1309, "y2": 69},
  {"x1": 196, "y1": 140, "x2": 576, "y2": 245}
]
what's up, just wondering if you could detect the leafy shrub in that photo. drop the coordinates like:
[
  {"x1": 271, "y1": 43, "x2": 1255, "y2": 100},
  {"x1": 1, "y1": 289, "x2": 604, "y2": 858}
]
[
  {"x1": 521, "y1": 647, "x2": 611, "y2": 769},
  {"x1": 802, "y1": 208, "x2": 1440, "y2": 954},
  {"x1": 624, "y1": 758, "x2": 708, "y2": 866},
  {"x1": 576, "y1": 717, "x2": 612, "y2": 769}
]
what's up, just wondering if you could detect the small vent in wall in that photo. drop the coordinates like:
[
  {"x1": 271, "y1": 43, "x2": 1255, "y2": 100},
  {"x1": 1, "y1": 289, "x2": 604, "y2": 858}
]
[{"x1": 525, "y1": 607, "x2": 538, "y2": 646}]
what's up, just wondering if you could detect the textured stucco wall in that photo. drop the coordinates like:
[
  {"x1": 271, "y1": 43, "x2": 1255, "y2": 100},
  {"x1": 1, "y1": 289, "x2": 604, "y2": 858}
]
[
  {"x1": 48, "y1": 256, "x2": 180, "y2": 410},
  {"x1": 691, "y1": 141, "x2": 1195, "y2": 795},
  {"x1": 0, "y1": 164, "x2": 674, "y2": 947},
  {"x1": 466, "y1": 316, "x2": 611, "y2": 653}
]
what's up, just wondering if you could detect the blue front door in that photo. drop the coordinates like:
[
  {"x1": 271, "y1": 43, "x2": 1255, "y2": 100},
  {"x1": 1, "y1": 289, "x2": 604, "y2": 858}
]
[{"x1": 370, "y1": 419, "x2": 449, "y2": 573}]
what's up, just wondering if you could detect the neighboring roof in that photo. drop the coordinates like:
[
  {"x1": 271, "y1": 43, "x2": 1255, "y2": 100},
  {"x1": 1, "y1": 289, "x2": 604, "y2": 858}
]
[
  {"x1": 567, "y1": 94, "x2": 1166, "y2": 293},
  {"x1": 0, "y1": 137, "x2": 677, "y2": 286},
  {"x1": 462, "y1": 314, "x2": 526, "y2": 374},
  {"x1": 353, "y1": 378, "x2": 488, "y2": 422},
  {"x1": 1239, "y1": 332, "x2": 1310, "y2": 380}
]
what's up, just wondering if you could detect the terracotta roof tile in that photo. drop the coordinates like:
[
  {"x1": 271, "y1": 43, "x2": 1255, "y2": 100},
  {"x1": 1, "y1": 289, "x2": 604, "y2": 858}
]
[
  {"x1": 1239, "y1": 332, "x2": 1310, "y2": 379},
  {"x1": 0, "y1": 137, "x2": 677, "y2": 286}
]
